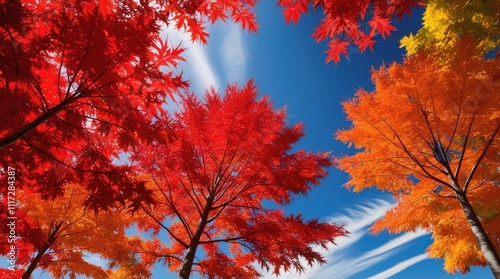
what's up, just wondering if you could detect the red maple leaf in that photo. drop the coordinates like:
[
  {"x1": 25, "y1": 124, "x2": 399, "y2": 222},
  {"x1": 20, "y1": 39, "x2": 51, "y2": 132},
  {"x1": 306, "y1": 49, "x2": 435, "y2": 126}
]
[
  {"x1": 283, "y1": 1, "x2": 308, "y2": 24},
  {"x1": 234, "y1": 8, "x2": 258, "y2": 33},
  {"x1": 326, "y1": 39, "x2": 349, "y2": 64},
  {"x1": 355, "y1": 33, "x2": 375, "y2": 52},
  {"x1": 368, "y1": 15, "x2": 397, "y2": 38}
]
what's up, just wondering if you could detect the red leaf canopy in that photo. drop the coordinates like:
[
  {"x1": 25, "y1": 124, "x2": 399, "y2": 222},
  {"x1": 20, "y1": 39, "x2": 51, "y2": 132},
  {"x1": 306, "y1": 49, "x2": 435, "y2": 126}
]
[
  {"x1": 0, "y1": 0, "x2": 259, "y2": 211},
  {"x1": 133, "y1": 81, "x2": 346, "y2": 278}
]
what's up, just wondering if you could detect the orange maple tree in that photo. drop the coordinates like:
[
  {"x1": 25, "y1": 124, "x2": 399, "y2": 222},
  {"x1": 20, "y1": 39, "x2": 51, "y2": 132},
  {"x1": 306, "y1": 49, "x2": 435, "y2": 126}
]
[
  {"x1": 0, "y1": 183, "x2": 148, "y2": 279},
  {"x1": 336, "y1": 39, "x2": 500, "y2": 276},
  {"x1": 131, "y1": 81, "x2": 347, "y2": 278},
  {"x1": 0, "y1": 0, "x2": 259, "y2": 211},
  {"x1": 278, "y1": 0, "x2": 423, "y2": 63}
]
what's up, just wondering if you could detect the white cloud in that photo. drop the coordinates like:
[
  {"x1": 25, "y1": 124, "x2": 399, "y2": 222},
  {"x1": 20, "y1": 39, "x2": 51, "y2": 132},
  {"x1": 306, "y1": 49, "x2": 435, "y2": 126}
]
[
  {"x1": 367, "y1": 253, "x2": 429, "y2": 279},
  {"x1": 260, "y1": 199, "x2": 430, "y2": 279},
  {"x1": 363, "y1": 230, "x2": 429, "y2": 260},
  {"x1": 328, "y1": 199, "x2": 393, "y2": 249},
  {"x1": 219, "y1": 21, "x2": 247, "y2": 84},
  {"x1": 158, "y1": 20, "x2": 248, "y2": 101},
  {"x1": 160, "y1": 23, "x2": 219, "y2": 94},
  {"x1": 314, "y1": 229, "x2": 429, "y2": 279},
  {"x1": 184, "y1": 39, "x2": 219, "y2": 91}
]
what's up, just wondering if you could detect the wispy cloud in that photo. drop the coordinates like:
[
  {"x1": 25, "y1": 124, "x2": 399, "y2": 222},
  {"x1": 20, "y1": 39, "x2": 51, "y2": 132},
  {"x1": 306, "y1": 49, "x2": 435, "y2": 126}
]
[
  {"x1": 183, "y1": 38, "x2": 219, "y2": 92},
  {"x1": 158, "y1": 20, "x2": 248, "y2": 99},
  {"x1": 260, "y1": 199, "x2": 430, "y2": 279},
  {"x1": 314, "y1": 228, "x2": 429, "y2": 278},
  {"x1": 367, "y1": 253, "x2": 429, "y2": 279},
  {"x1": 160, "y1": 24, "x2": 219, "y2": 94},
  {"x1": 219, "y1": 21, "x2": 247, "y2": 84}
]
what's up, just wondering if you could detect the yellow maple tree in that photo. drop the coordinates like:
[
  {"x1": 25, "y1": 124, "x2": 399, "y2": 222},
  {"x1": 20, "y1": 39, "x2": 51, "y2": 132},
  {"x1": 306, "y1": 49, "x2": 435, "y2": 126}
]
[{"x1": 401, "y1": 0, "x2": 499, "y2": 56}]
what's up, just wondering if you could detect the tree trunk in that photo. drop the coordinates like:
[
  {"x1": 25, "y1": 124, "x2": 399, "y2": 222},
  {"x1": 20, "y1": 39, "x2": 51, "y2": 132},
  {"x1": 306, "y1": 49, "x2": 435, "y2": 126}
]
[
  {"x1": 22, "y1": 242, "x2": 52, "y2": 279},
  {"x1": 178, "y1": 196, "x2": 214, "y2": 279},
  {"x1": 455, "y1": 190, "x2": 500, "y2": 278},
  {"x1": 22, "y1": 222, "x2": 62, "y2": 279}
]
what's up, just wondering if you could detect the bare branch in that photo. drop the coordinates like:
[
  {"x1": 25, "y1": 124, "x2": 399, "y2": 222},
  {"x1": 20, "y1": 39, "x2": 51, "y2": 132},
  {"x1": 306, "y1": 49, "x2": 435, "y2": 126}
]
[
  {"x1": 464, "y1": 122, "x2": 500, "y2": 193},
  {"x1": 139, "y1": 204, "x2": 189, "y2": 249}
]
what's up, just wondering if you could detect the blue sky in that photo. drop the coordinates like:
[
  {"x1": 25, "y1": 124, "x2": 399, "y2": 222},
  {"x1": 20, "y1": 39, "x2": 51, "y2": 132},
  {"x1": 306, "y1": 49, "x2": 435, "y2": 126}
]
[
  {"x1": 12, "y1": 2, "x2": 495, "y2": 279},
  {"x1": 151, "y1": 2, "x2": 495, "y2": 279}
]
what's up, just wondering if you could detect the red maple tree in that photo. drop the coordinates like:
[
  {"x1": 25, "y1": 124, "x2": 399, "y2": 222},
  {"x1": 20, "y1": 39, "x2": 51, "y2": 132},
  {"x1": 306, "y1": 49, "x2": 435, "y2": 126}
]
[
  {"x1": 0, "y1": 0, "x2": 258, "y2": 210},
  {"x1": 132, "y1": 81, "x2": 347, "y2": 278}
]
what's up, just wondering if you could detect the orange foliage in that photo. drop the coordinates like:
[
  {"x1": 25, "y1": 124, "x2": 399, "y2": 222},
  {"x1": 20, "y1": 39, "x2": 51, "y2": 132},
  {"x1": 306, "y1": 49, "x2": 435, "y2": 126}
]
[
  {"x1": 0, "y1": 183, "x2": 149, "y2": 278},
  {"x1": 336, "y1": 39, "x2": 500, "y2": 274}
]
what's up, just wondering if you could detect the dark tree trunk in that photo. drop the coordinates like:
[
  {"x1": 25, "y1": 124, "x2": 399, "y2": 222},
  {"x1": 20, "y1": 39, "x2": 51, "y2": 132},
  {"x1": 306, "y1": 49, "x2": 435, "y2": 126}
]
[
  {"x1": 178, "y1": 196, "x2": 214, "y2": 279},
  {"x1": 22, "y1": 222, "x2": 62, "y2": 279}
]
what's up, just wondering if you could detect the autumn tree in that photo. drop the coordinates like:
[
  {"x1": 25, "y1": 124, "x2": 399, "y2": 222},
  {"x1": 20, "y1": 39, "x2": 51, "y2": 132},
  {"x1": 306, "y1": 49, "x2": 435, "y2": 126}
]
[
  {"x1": 400, "y1": 0, "x2": 500, "y2": 56},
  {"x1": 278, "y1": 0, "x2": 423, "y2": 63},
  {"x1": 0, "y1": 183, "x2": 149, "y2": 279},
  {"x1": 336, "y1": 39, "x2": 500, "y2": 277},
  {"x1": 0, "y1": 0, "x2": 262, "y2": 210},
  {"x1": 131, "y1": 81, "x2": 347, "y2": 278},
  {"x1": 0, "y1": 0, "x2": 175, "y2": 211}
]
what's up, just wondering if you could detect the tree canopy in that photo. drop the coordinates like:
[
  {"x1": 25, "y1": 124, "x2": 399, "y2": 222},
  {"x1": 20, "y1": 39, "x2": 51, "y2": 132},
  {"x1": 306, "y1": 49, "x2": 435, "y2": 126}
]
[
  {"x1": 131, "y1": 81, "x2": 347, "y2": 278},
  {"x1": 336, "y1": 39, "x2": 500, "y2": 276},
  {"x1": 0, "y1": 0, "x2": 263, "y2": 211},
  {"x1": 400, "y1": 0, "x2": 500, "y2": 56},
  {"x1": 0, "y1": 183, "x2": 148, "y2": 279}
]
